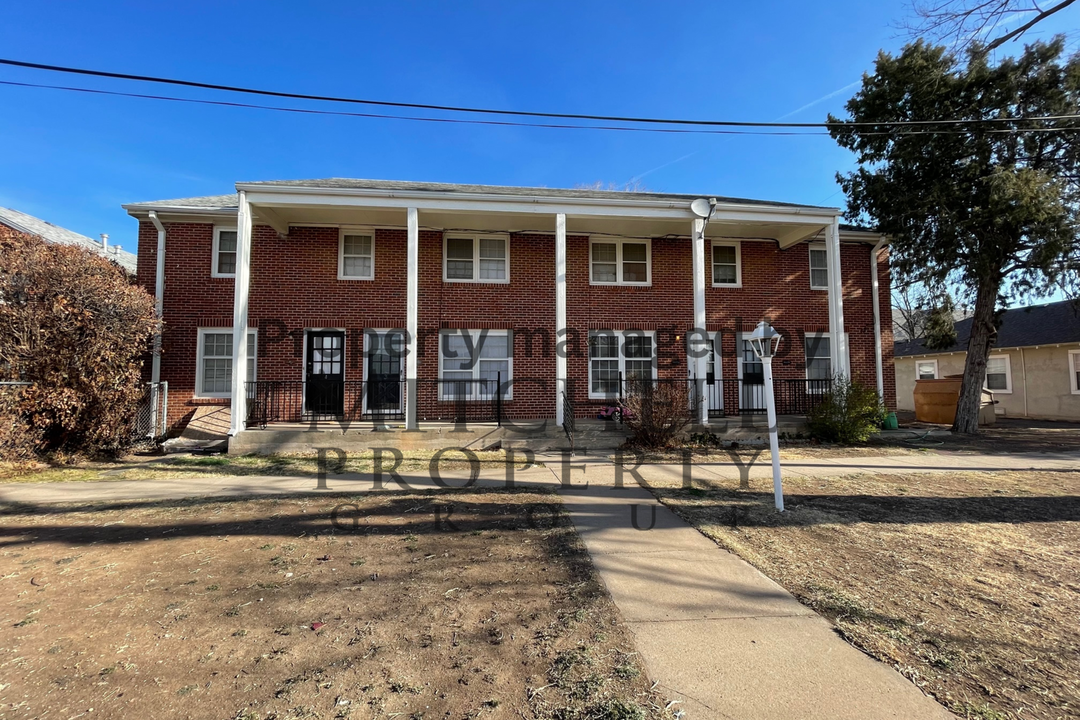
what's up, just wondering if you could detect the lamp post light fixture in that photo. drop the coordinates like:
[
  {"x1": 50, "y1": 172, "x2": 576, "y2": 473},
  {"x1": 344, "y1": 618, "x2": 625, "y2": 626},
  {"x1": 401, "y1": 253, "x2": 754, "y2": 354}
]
[{"x1": 749, "y1": 320, "x2": 785, "y2": 512}]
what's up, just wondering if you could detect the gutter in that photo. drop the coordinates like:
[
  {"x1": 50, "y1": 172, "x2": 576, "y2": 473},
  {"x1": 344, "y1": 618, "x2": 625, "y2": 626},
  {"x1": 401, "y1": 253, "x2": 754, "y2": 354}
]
[
  {"x1": 870, "y1": 239, "x2": 886, "y2": 400},
  {"x1": 148, "y1": 211, "x2": 166, "y2": 390}
]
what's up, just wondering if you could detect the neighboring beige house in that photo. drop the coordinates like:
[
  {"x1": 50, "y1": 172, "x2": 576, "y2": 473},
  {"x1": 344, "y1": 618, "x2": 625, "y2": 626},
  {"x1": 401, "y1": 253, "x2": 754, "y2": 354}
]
[
  {"x1": 0, "y1": 206, "x2": 136, "y2": 273},
  {"x1": 894, "y1": 300, "x2": 1080, "y2": 420}
]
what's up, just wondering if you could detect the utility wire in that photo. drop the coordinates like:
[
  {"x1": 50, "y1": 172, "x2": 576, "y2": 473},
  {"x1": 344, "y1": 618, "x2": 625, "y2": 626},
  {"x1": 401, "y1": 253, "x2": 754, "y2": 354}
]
[
  {"x1": 3, "y1": 57, "x2": 1080, "y2": 130},
  {"x1": 3, "y1": 80, "x2": 1079, "y2": 137}
]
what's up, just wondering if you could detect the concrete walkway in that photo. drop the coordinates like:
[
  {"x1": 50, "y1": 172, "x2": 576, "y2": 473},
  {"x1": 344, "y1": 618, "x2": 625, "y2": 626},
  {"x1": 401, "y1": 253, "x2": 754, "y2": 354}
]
[
  {"x1": 4, "y1": 450, "x2": 1075, "y2": 717},
  {"x1": 546, "y1": 456, "x2": 956, "y2": 719}
]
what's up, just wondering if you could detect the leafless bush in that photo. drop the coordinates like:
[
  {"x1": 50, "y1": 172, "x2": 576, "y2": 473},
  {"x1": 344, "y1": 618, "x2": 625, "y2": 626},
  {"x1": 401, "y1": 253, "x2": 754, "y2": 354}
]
[{"x1": 621, "y1": 379, "x2": 692, "y2": 449}]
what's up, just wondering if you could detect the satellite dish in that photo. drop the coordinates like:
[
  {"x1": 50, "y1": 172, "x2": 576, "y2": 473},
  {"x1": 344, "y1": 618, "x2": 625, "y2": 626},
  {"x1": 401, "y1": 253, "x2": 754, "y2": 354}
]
[{"x1": 690, "y1": 198, "x2": 713, "y2": 219}]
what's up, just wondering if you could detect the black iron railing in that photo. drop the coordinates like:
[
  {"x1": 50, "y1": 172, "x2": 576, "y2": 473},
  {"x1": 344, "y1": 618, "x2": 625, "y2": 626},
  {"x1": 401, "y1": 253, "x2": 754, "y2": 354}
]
[
  {"x1": 589, "y1": 375, "x2": 832, "y2": 418},
  {"x1": 245, "y1": 380, "x2": 406, "y2": 427}
]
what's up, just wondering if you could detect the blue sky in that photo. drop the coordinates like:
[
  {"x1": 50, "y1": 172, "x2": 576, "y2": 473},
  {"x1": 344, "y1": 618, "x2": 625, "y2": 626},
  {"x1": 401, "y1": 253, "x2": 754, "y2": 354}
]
[{"x1": 1, "y1": 1, "x2": 1075, "y2": 255}]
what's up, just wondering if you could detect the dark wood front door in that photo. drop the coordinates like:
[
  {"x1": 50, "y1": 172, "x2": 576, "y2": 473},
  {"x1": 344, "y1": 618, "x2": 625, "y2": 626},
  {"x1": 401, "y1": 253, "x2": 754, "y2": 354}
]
[{"x1": 306, "y1": 331, "x2": 345, "y2": 416}]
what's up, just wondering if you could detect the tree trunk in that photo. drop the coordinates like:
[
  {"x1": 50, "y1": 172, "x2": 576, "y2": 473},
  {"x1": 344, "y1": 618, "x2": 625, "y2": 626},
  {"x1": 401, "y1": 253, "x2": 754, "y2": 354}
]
[{"x1": 952, "y1": 279, "x2": 1000, "y2": 434}]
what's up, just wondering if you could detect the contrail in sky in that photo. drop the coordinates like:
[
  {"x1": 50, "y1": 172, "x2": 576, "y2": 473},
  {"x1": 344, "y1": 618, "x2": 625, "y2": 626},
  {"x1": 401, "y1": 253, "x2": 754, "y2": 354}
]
[
  {"x1": 628, "y1": 151, "x2": 698, "y2": 186},
  {"x1": 773, "y1": 81, "x2": 862, "y2": 122}
]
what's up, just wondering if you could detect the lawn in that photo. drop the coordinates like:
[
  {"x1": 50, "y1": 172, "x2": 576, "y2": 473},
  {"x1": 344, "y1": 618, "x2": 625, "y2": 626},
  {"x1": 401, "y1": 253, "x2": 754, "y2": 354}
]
[
  {"x1": 0, "y1": 490, "x2": 673, "y2": 719},
  {"x1": 0, "y1": 449, "x2": 537, "y2": 484},
  {"x1": 648, "y1": 469, "x2": 1079, "y2": 720}
]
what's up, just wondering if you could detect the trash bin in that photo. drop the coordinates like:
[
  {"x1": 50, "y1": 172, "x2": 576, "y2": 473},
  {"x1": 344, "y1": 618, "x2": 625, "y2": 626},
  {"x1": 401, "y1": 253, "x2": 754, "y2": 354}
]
[{"x1": 883, "y1": 412, "x2": 898, "y2": 430}]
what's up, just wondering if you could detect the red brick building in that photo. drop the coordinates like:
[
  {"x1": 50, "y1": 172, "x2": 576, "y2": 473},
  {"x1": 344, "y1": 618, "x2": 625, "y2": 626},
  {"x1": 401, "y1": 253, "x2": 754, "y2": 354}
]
[{"x1": 123, "y1": 179, "x2": 894, "y2": 439}]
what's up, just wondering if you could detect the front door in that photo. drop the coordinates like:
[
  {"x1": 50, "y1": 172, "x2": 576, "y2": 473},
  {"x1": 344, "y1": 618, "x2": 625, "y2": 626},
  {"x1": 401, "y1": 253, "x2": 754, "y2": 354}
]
[
  {"x1": 366, "y1": 331, "x2": 403, "y2": 415},
  {"x1": 306, "y1": 331, "x2": 345, "y2": 416},
  {"x1": 739, "y1": 337, "x2": 766, "y2": 412}
]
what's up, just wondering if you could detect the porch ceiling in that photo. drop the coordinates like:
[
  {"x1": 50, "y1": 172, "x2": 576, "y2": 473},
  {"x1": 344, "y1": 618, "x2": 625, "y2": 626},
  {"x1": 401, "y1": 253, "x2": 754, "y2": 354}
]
[{"x1": 248, "y1": 203, "x2": 830, "y2": 248}]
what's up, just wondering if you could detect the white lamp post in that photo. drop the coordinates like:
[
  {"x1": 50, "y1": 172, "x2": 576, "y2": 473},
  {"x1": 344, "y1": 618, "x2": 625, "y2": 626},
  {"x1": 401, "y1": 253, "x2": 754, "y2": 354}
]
[{"x1": 749, "y1": 320, "x2": 785, "y2": 512}]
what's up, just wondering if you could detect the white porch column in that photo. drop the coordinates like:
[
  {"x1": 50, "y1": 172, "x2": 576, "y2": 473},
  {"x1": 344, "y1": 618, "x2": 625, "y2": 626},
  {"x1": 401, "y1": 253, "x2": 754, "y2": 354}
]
[
  {"x1": 406, "y1": 207, "x2": 419, "y2": 430},
  {"x1": 691, "y1": 218, "x2": 709, "y2": 425},
  {"x1": 825, "y1": 216, "x2": 848, "y2": 378},
  {"x1": 229, "y1": 191, "x2": 253, "y2": 436},
  {"x1": 555, "y1": 213, "x2": 567, "y2": 426},
  {"x1": 870, "y1": 239, "x2": 886, "y2": 398}
]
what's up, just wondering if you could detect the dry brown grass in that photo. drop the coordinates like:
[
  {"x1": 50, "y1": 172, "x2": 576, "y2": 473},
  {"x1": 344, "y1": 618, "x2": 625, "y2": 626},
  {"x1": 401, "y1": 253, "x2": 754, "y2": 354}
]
[
  {"x1": 650, "y1": 470, "x2": 1080, "y2": 720},
  {"x1": 0, "y1": 490, "x2": 672, "y2": 720}
]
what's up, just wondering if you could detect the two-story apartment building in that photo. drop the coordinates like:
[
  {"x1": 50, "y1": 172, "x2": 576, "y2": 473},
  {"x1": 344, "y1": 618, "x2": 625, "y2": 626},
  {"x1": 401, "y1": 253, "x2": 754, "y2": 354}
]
[{"x1": 123, "y1": 178, "x2": 894, "y2": 444}]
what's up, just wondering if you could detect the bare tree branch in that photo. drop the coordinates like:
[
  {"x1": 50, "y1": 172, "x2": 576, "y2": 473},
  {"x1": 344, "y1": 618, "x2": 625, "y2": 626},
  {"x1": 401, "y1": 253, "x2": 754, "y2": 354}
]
[{"x1": 902, "y1": 0, "x2": 1077, "y2": 53}]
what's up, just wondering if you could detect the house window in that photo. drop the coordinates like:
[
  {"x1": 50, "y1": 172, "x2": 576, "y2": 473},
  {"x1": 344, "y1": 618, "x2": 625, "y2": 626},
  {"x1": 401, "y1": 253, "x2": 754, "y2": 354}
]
[
  {"x1": 590, "y1": 239, "x2": 651, "y2": 285},
  {"x1": 439, "y1": 330, "x2": 512, "y2": 399},
  {"x1": 985, "y1": 355, "x2": 1012, "y2": 393},
  {"x1": 339, "y1": 232, "x2": 374, "y2": 279},
  {"x1": 804, "y1": 334, "x2": 832, "y2": 380},
  {"x1": 196, "y1": 328, "x2": 256, "y2": 398},
  {"x1": 212, "y1": 227, "x2": 238, "y2": 277},
  {"x1": 711, "y1": 242, "x2": 741, "y2": 287},
  {"x1": 1069, "y1": 350, "x2": 1080, "y2": 395},
  {"x1": 916, "y1": 360, "x2": 939, "y2": 380},
  {"x1": 589, "y1": 331, "x2": 656, "y2": 397},
  {"x1": 443, "y1": 235, "x2": 509, "y2": 282},
  {"x1": 809, "y1": 245, "x2": 829, "y2": 290}
]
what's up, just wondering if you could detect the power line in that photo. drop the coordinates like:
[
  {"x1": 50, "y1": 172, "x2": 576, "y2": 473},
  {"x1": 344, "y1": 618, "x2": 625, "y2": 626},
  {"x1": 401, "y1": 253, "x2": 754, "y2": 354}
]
[
  {"x1": 3, "y1": 79, "x2": 1079, "y2": 137},
  {"x1": 3, "y1": 57, "x2": 1080, "y2": 130}
]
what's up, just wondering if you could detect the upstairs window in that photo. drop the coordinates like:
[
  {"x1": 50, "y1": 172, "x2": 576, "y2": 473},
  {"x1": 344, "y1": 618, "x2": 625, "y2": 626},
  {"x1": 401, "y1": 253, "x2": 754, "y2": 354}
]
[
  {"x1": 711, "y1": 242, "x2": 741, "y2": 287},
  {"x1": 339, "y1": 232, "x2": 374, "y2": 279},
  {"x1": 590, "y1": 239, "x2": 650, "y2": 285},
  {"x1": 444, "y1": 235, "x2": 509, "y2": 282},
  {"x1": 212, "y1": 227, "x2": 238, "y2": 278},
  {"x1": 808, "y1": 245, "x2": 829, "y2": 290}
]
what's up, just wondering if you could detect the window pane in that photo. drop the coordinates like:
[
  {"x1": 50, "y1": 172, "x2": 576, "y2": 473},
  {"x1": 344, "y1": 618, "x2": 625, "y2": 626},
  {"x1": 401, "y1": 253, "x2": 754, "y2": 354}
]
[
  {"x1": 446, "y1": 238, "x2": 473, "y2": 259},
  {"x1": 805, "y1": 335, "x2": 830, "y2": 359},
  {"x1": 806, "y1": 358, "x2": 831, "y2": 380},
  {"x1": 478, "y1": 359, "x2": 509, "y2": 394},
  {"x1": 479, "y1": 238, "x2": 505, "y2": 259},
  {"x1": 713, "y1": 246, "x2": 736, "y2": 265},
  {"x1": 217, "y1": 252, "x2": 236, "y2": 275},
  {"x1": 479, "y1": 258, "x2": 506, "y2": 280},
  {"x1": 344, "y1": 235, "x2": 372, "y2": 257},
  {"x1": 714, "y1": 265, "x2": 737, "y2": 283},
  {"x1": 592, "y1": 263, "x2": 617, "y2": 282},
  {"x1": 986, "y1": 357, "x2": 1006, "y2": 374},
  {"x1": 810, "y1": 268, "x2": 828, "y2": 288},
  {"x1": 591, "y1": 359, "x2": 619, "y2": 393},
  {"x1": 625, "y1": 360, "x2": 652, "y2": 380},
  {"x1": 592, "y1": 243, "x2": 617, "y2": 263},
  {"x1": 589, "y1": 335, "x2": 619, "y2": 359},
  {"x1": 623, "y1": 262, "x2": 648, "y2": 282},
  {"x1": 217, "y1": 231, "x2": 237, "y2": 252},
  {"x1": 344, "y1": 256, "x2": 372, "y2": 277},
  {"x1": 809, "y1": 248, "x2": 827, "y2": 269},
  {"x1": 986, "y1": 373, "x2": 1007, "y2": 390},
  {"x1": 477, "y1": 333, "x2": 508, "y2": 358},
  {"x1": 624, "y1": 335, "x2": 653, "y2": 359},
  {"x1": 203, "y1": 358, "x2": 232, "y2": 394},
  {"x1": 446, "y1": 259, "x2": 473, "y2": 279},
  {"x1": 623, "y1": 243, "x2": 647, "y2": 262}
]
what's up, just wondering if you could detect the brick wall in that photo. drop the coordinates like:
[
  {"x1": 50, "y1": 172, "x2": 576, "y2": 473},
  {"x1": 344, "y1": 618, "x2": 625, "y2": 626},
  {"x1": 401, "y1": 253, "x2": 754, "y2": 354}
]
[{"x1": 137, "y1": 220, "x2": 895, "y2": 431}]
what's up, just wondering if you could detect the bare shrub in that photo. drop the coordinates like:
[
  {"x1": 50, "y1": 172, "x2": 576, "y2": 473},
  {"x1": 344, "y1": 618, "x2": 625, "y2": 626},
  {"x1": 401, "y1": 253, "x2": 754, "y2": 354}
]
[
  {"x1": 621, "y1": 379, "x2": 692, "y2": 449},
  {"x1": 0, "y1": 228, "x2": 158, "y2": 458}
]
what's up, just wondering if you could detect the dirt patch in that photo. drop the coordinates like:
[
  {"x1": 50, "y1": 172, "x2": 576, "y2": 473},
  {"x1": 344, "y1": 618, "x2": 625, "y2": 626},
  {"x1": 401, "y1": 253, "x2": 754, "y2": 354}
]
[
  {"x1": 0, "y1": 450, "x2": 538, "y2": 484},
  {"x1": 650, "y1": 470, "x2": 1080, "y2": 720},
  {"x1": 0, "y1": 490, "x2": 673, "y2": 719}
]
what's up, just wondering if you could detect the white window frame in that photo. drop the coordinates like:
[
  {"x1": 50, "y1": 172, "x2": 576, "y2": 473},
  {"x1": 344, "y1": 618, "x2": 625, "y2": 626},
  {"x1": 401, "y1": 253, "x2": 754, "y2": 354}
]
[
  {"x1": 588, "y1": 330, "x2": 658, "y2": 399},
  {"x1": 710, "y1": 241, "x2": 742, "y2": 288},
  {"x1": 808, "y1": 244, "x2": 829, "y2": 291},
  {"x1": 802, "y1": 331, "x2": 850, "y2": 391},
  {"x1": 338, "y1": 228, "x2": 375, "y2": 280},
  {"x1": 589, "y1": 238, "x2": 652, "y2": 286},
  {"x1": 442, "y1": 233, "x2": 510, "y2": 284},
  {"x1": 211, "y1": 226, "x2": 238, "y2": 278},
  {"x1": 915, "y1": 359, "x2": 939, "y2": 380},
  {"x1": 195, "y1": 327, "x2": 257, "y2": 399},
  {"x1": 438, "y1": 329, "x2": 513, "y2": 400},
  {"x1": 984, "y1": 354, "x2": 1013, "y2": 394},
  {"x1": 1070, "y1": 350, "x2": 1080, "y2": 395}
]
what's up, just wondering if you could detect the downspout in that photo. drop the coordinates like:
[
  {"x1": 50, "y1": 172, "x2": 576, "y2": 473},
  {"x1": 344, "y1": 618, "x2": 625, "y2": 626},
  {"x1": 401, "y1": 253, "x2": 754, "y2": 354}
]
[
  {"x1": 1020, "y1": 347, "x2": 1029, "y2": 417},
  {"x1": 148, "y1": 212, "x2": 166, "y2": 434},
  {"x1": 870, "y1": 239, "x2": 886, "y2": 401}
]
